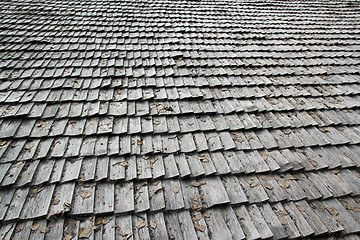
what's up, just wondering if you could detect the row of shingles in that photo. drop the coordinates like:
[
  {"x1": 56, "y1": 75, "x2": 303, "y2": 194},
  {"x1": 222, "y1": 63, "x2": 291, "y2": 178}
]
[
  {"x1": 2, "y1": 61, "x2": 359, "y2": 81},
  {"x1": 1, "y1": 8, "x2": 358, "y2": 27},
  {"x1": 0, "y1": 41, "x2": 358, "y2": 60},
  {"x1": 0, "y1": 165, "x2": 359, "y2": 222},
  {"x1": 1, "y1": 16, "x2": 359, "y2": 42},
  {"x1": 5, "y1": 13, "x2": 360, "y2": 35},
  {"x1": 0, "y1": 84, "x2": 359, "y2": 120},
  {"x1": 0, "y1": 109, "x2": 359, "y2": 164},
  {"x1": 2, "y1": 29, "x2": 360, "y2": 50},
  {"x1": 1, "y1": 52, "x2": 360, "y2": 80},
  {"x1": 1, "y1": 35, "x2": 359, "y2": 52},
  {"x1": 1, "y1": 83, "x2": 359, "y2": 116},
  {"x1": 3, "y1": 16, "x2": 359, "y2": 37},
  {"x1": 0, "y1": 72, "x2": 359, "y2": 93},
  {"x1": 0, "y1": 1, "x2": 355, "y2": 20},
  {"x1": 3, "y1": 30, "x2": 357, "y2": 45},
  {"x1": 2, "y1": 195, "x2": 360, "y2": 239},
  {"x1": 0, "y1": 44, "x2": 358, "y2": 65},
  {"x1": 2, "y1": 105, "x2": 359, "y2": 139},
  {"x1": 168, "y1": 4, "x2": 360, "y2": 19},
  {"x1": 0, "y1": 72, "x2": 358, "y2": 135},
  {"x1": 2, "y1": 1, "x2": 359, "y2": 24},
  {"x1": 2, "y1": 11, "x2": 359, "y2": 30},
  {"x1": 0, "y1": 76, "x2": 358, "y2": 108},
  {"x1": 0, "y1": 111, "x2": 359, "y2": 164},
  {"x1": 2, "y1": 54, "x2": 360, "y2": 75},
  {"x1": 0, "y1": 100, "x2": 359, "y2": 165},
  {"x1": 1, "y1": 0, "x2": 358, "y2": 16},
  {"x1": 1, "y1": 142, "x2": 360, "y2": 189},
  {"x1": 6, "y1": 15, "x2": 357, "y2": 36}
]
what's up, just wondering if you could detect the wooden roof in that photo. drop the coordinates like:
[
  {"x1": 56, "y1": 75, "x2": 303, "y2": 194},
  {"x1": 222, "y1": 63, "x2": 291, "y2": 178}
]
[{"x1": 0, "y1": 0, "x2": 360, "y2": 239}]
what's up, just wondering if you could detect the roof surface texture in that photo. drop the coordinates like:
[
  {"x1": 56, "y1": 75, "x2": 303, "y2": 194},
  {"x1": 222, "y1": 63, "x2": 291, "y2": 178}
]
[{"x1": 0, "y1": 0, "x2": 360, "y2": 239}]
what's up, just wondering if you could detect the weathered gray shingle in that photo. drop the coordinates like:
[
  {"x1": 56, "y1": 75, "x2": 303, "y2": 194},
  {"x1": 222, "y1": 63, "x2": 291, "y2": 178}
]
[{"x1": 0, "y1": 0, "x2": 360, "y2": 239}]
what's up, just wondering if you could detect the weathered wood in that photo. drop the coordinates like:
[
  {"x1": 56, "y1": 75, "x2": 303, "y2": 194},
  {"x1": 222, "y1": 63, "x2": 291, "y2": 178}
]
[
  {"x1": 49, "y1": 182, "x2": 75, "y2": 214},
  {"x1": 150, "y1": 155, "x2": 165, "y2": 179},
  {"x1": 200, "y1": 176, "x2": 230, "y2": 207},
  {"x1": 95, "y1": 156, "x2": 109, "y2": 181},
  {"x1": 45, "y1": 218, "x2": 64, "y2": 240},
  {"x1": 15, "y1": 160, "x2": 39, "y2": 187},
  {"x1": 116, "y1": 215, "x2": 134, "y2": 240},
  {"x1": 283, "y1": 201, "x2": 315, "y2": 237},
  {"x1": 0, "y1": 222, "x2": 16, "y2": 240},
  {"x1": 134, "y1": 182, "x2": 150, "y2": 212},
  {"x1": 162, "y1": 179, "x2": 185, "y2": 210},
  {"x1": 192, "y1": 132, "x2": 209, "y2": 152},
  {"x1": 148, "y1": 212, "x2": 169, "y2": 239},
  {"x1": 94, "y1": 136, "x2": 108, "y2": 156},
  {"x1": 220, "y1": 206, "x2": 246, "y2": 239},
  {"x1": 178, "y1": 133, "x2": 196, "y2": 152},
  {"x1": 61, "y1": 158, "x2": 83, "y2": 183},
  {"x1": 162, "y1": 134, "x2": 180, "y2": 154},
  {"x1": 18, "y1": 139, "x2": 40, "y2": 160},
  {"x1": 94, "y1": 183, "x2": 114, "y2": 214},
  {"x1": 102, "y1": 215, "x2": 116, "y2": 239},
  {"x1": 133, "y1": 213, "x2": 151, "y2": 240},
  {"x1": 259, "y1": 176, "x2": 288, "y2": 202},
  {"x1": 245, "y1": 150, "x2": 270, "y2": 173},
  {"x1": 49, "y1": 159, "x2": 66, "y2": 184},
  {"x1": 323, "y1": 199, "x2": 360, "y2": 234},
  {"x1": 20, "y1": 184, "x2": 55, "y2": 219},
  {"x1": 50, "y1": 137, "x2": 68, "y2": 158},
  {"x1": 163, "y1": 154, "x2": 179, "y2": 178},
  {"x1": 71, "y1": 183, "x2": 95, "y2": 215},
  {"x1": 185, "y1": 154, "x2": 205, "y2": 177},
  {"x1": 247, "y1": 204, "x2": 274, "y2": 239},
  {"x1": 238, "y1": 175, "x2": 269, "y2": 203},
  {"x1": 29, "y1": 219, "x2": 48, "y2": 239},
  {"x1": 235, "y1": 151, "x2": 256, "y2": 173},
  {"x1": 109, "y1": 156, "x2": 126, "y2": 180},
  {"x1": 178, "y1": 211, "x2": 198, "y2": 239},
  {"x1": 174, "y1": 154, "x2": 191, "y2": 178},
  {"x1": 272, "y1": 203, "x2": 301, "y2": 239},
  {"x1": 31, "y1": 160, "x2": 54, "y2": 185},
  {"x1": 164, "y1": 212, "x2": 184, "y2": 240},
  {"x1": 210, "y1": 152, "x2": 231, "y2": 175},
  {"x1": 233, "y1": 205, "x2": 261, "y2": 240},
  {"x1": 222, "y1": 175, "x2": 248, "y2": 204},
  {"x1": 0, "y1": 163, "x2": 11, "y2": 183},
  {"x1": 197, "y1": 152, "x2": 216, "y2": 176},
  {"x1": 295, "y1": 200, "x2": 328, "y2": 236},
  {"x1": 258, "y1": 203, "x2": 288, "y2": 239},
  {"x1": 2, "y1": 139, "x2": 26, "y2": 163},
  {"x1": 204, "y1": 208, "x2": 233, "y2": 239},
  {"x1": 2, "y1": 161, "x2": 25, "y2": 186},
  {"x1": 114, "y1": 182, "x2": 134, "y2": 213},
  {"x1": 0, "y1": 189, "x2": 15, "y2": 220},
  {"x1": 180, "y1": 179, "x2": 203, "y2": 210},
  {"x1": 11, "y1": 221, "x2": 32, "y2": 239},
  {"x1": 148, "y1": 181, "x2": 165, "y2": 211}
]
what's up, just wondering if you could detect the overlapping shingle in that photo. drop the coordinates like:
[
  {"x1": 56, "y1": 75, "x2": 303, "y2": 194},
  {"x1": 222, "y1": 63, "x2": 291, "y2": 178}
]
[{"x1": 0, "y1": 0, "x2": 360, "y2": 239}]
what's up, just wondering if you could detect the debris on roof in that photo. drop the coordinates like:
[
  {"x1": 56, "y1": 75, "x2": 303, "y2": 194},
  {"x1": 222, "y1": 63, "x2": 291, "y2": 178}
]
[{"x1": 0, "y1": 0, "x2": 360, "y2": 239}]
